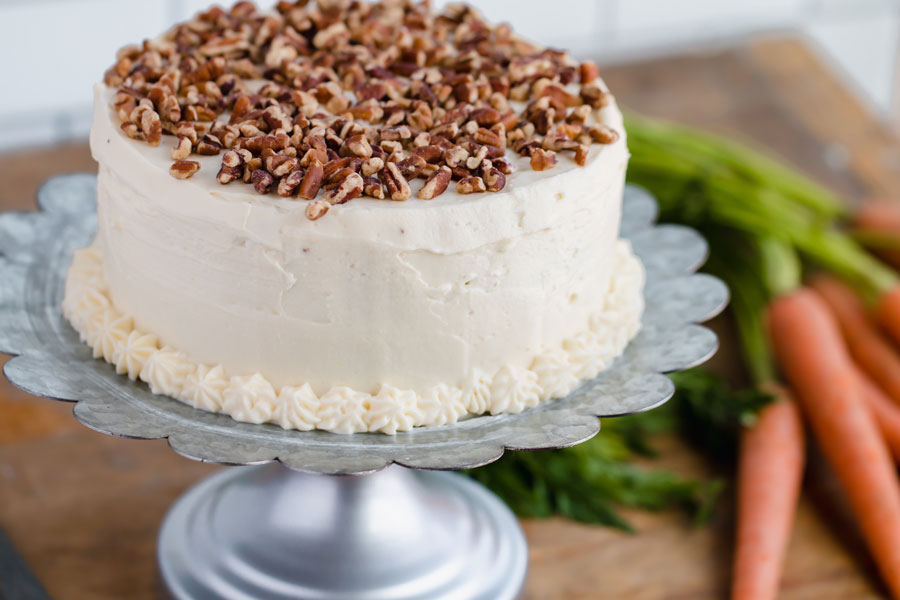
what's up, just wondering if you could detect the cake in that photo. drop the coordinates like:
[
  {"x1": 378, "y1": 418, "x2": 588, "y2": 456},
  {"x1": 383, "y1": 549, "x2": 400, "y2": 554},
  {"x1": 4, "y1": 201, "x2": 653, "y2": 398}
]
[{"x1": 62, "y1": 0, "x2": 643, "y2": 434}]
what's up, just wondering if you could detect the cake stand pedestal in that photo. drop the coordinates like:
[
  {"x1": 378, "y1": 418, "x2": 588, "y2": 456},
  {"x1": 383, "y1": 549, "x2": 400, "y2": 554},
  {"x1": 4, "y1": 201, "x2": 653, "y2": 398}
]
[{"x1": 0, "y1": 175, "x2": 727, "y2": 600}]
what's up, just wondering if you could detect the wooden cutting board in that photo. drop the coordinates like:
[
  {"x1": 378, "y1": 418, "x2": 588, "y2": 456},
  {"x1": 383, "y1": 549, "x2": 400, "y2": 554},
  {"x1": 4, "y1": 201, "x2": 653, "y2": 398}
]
[{"x1": 1, "y1": 37, "x2": 898, "y2": 599}]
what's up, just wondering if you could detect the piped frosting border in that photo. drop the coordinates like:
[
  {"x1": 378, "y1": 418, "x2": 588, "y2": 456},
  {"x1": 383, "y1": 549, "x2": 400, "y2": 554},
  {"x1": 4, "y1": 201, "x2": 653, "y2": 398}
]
[{"x1": 62, "y1": 240, "x2": 644, "y2": 434}]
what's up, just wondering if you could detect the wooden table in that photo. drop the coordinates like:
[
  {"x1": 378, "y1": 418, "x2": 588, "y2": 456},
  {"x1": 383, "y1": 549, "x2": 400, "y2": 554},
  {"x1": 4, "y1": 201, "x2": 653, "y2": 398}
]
[{"x1": 1, "y1": 37, "x2": 897, "y2": 599}]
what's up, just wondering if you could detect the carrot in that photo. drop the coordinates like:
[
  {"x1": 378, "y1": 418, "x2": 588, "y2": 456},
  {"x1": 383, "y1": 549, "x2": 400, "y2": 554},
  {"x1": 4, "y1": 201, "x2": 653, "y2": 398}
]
[
  {"x1": 854, "y1": 202, "x2": 900, "y2": 271},
  {"x1": 854, "y1": 367, "x2": 900, "y2": 462},
  {"x1": 877, "y1": 286, "x2": 900, "y2": 349},
  {"x1": 856, "y1": 201, "x2": 900, "y2": 231},
  {"x1": 811, "y1": 275, "x2": 900, "y2": 406},
  {"x1": 769, "y1": 288, "x2": 900, "y2": 598},
  {"x1": 731, "y1": 388, "x2": 805, "y2": 600}
]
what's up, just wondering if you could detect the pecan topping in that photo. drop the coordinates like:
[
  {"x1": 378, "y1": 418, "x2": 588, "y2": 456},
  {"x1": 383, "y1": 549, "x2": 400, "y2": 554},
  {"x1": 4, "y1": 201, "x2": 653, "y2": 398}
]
[
  {"x1": 105, "y1": 0, "x2": 620, "y2": 217},
  {"x1": 250, "y1": 169, "x2": 275, "y2": 194},
  {"x1": 171, "y1": 136, "x2": 192, "y2": 160},
  {"x1": 418, "y1": 166, "x2": 451, "y2": 200},
  {"x1": 277, "y1": 170, "x2": 304, "y2": 197},
  {"x1": 363, "y1": 175, "x2": 386, "y2": 199},
  {"x1": 342, "y1": 134, "x2": 373, "y2": 158},
  {"x1": 396, "y1": 155, "x2": 426, "y2": 180},
  {"x1": 217, "y1": 165, "x2": 242, "y2": 184},
  {"x1": 297, "y1": 159, "x2": 325, "y2": 200},
  {"x1": 328, "y1": 172, "x2": 364, "y2": 205},
  {"x1": 196, "y1": 134, "x2": 223, "y2": 155},
  {"x1": 305, "y1": 199, "x2": 330, "y2": 221},
  {"x1": 457, "y1": 176, "x2": 486, "y2": 194},
  {"x1": 483, "y1": 167, "x2": 506, "y2": 192},
  {"x1": 382, "y1": 162, "x2": 411, "y2": 201},
  {"x1": 530, "y1": 148, "x2": 558, "y2": 171},
  {"x1": 169, "y1": 160, "x2": 200, "y2": 180}
]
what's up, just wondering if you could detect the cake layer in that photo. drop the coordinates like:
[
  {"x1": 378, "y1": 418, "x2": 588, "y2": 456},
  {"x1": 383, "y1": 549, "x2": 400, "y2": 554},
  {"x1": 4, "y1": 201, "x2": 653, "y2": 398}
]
[
  {"x1": 91, "y1": 85, "x2": 629, "y2": 394},
  {"x1": 63, "y1": 240, "x2": 643, "y2": 433}
]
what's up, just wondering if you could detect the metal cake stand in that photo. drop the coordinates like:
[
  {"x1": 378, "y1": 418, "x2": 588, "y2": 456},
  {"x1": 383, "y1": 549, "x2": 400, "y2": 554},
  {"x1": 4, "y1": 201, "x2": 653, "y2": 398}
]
[{"x1": 0, "y1": 174, "x2": 726, "y2": 600}]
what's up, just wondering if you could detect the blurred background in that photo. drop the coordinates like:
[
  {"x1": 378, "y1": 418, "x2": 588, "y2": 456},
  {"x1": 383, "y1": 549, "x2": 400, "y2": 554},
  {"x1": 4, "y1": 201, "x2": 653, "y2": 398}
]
[{"x1": 1, "y1": 0, "x2": 898, "y2": 152}]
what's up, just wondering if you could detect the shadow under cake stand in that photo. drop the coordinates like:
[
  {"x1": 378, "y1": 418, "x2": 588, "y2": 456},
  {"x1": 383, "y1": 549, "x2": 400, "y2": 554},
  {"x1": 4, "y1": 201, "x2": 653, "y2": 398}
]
[{"x1": 0, "y1": 175, "x2": 726, "y2": 600}]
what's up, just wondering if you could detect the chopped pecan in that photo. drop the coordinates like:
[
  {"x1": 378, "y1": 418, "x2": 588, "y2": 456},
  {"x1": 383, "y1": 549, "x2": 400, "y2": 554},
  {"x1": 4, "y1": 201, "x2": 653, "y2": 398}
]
[
  {"x1": 361, "y1": 157, "x2": 384, "y2": 176},
  {"x1": 575, "y1": 144, "x2": 589, "y2": 166},
  {"x1": 196, "y1": 134, "x2": 223, "y2": 155},
  {"x1": 277, "y1": 169, "x2": 304, "y2": 196},
  {"x1": 474, "y1": 127, "x2": 503, "y2": 148},
  {"x1": 412, "y1": 144, "x2": 443, "y2": 163},
  {"x1": 305, "y1": 199, "x2": 330, "y2": 221},
  {"x1": 482, "y1": 167, "x2": 506, "y2": 192},
  {"x1": 250, "y1": 169, "x2": 275, "y2": 194},
  {"x1": 530, "y1": 148, "x2": 557, "y2": 171},
  {"x1": 363, "y1": 175, "x2": 385, "y2": 199},
  {"x1": 382, "y1": 162, "x2": 411, "y2": 201},
  {"x1": 342, "y1": 134, "x2": 373, "y2": 158},
  {"x1": 297, "y1": 159, "x2": 324, "y2": 200},
  {"x1": 169, "y1": 160, "x2": 200, "y2": 180},
  {"x1": 580, "y1": 85, "x2": 611, "y2": 109},
  {"x1": 543, "y1": 135, "x2": 579, "y2": 152},
  {"x1": 140, "y1": 110, "x2": 162, "y2": 146},
  {"x1": 266, "y1": 155, "x2": 298, "y2": 177},
  {"x1": 579, "y1": 61, "x2": 599, "y2": 84},
  {"x1": 456, "y1": 176, "x2": 486, "y2": 194},
  {"x1": 217, "y1": 165, "x2": 242, "y2": 184},
  {"x1": 417, "y1": 166, "x2": 451, "y2": 200},
  {"x1": 396, "y1": 155, "x2": 426, "y2": 179},
  {"x1": 443, "y1": 146, "x2": 468, "y2": 168},
  {"x1": 171, "y1": 136, "x2": 192, "y2": 160},
  {"x1": 199, "y1": 35, "x2": 249, "y2": 57},
  {"x1": 327, "y1": 172, "x2": 364, "y2": 205},
  {"x1": 493, "y1": 158, "x2": 515, "y2": 175},
  {"x1": 588, "y1": 124, "x2": 619, "y2": 144},
  {"x1": 470, "y1": 107, "x2": 501, "y2": 126}
]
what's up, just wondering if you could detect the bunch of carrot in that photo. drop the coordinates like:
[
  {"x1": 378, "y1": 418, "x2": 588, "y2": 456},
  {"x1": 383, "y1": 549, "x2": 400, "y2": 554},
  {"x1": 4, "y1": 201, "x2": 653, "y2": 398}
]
[{"x1": 626, "y1": 115, "x2": 900, "y2": 599}]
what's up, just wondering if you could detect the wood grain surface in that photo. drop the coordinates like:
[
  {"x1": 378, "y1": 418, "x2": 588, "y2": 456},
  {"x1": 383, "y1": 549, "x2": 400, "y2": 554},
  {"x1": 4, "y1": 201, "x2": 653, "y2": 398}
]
[{"x1": 1, "y1": 38, "x2": 897, "y2": 599}]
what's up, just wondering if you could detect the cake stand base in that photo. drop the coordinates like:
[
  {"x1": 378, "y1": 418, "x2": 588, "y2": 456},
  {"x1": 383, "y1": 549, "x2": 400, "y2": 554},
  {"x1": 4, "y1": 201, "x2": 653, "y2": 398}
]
[{"x1": 157, "y1": 464, "x2": 527, "y2": 600}]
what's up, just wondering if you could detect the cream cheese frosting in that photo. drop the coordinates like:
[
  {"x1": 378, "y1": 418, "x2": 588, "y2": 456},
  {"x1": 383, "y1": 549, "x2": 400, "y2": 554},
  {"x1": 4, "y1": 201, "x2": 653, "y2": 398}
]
[
  {"x1": 63, "y1": 241, "x2": 643, "y2": 433},
  {"x1": 89, "y1": 81, "x2": 630, "y2": 395}
]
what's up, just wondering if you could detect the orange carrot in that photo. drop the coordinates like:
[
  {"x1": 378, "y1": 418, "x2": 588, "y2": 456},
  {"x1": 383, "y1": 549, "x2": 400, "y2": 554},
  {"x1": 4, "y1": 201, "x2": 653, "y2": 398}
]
[
  {"x1": 856, "y1": 201, "x2": 900, "y2": 231},
  {"x1": 811, "y1": 275, "x2": 900, "y2": 406},
  {"x1": 731, "y1": 388, "x2": 805, "y2": 600},
  {"x1": 769, "y1": 288, "x2": 900, "y2": 598},
  {"x1": 853, "y1": 200, "x2": 900, "y2": 267},
  {"x1": 854, "y1": 202, "x2": 900, "y2": 268},
  {"x1": 855, "y1": 367, "x2": 900, "y2": 462},
  {"x1": 877, "y1": 286, "x2": 900, "y2": 349}
]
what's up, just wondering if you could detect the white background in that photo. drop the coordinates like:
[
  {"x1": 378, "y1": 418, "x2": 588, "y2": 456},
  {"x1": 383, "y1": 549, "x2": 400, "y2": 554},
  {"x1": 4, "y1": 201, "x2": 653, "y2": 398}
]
[{"x1": 0, "y1": 0, "x2": 897, "y2": 151}]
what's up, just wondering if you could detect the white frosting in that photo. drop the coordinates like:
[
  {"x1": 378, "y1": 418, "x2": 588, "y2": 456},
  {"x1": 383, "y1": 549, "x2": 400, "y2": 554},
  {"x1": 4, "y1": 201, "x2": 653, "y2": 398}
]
[
  {"x1": 532, "y1": 350, "x2": 580, "y2": 401},
  {"x1": 223, "y1": 373, "x2": 277, "y2": 424},
  {"x1": 112, "y1": 330, "x2": 158, "y2": 380},
  {"x1": 366, "y1": 385, "x2": 422, "y2": 434},
  {"x1": 139, "y1": 346, "x2": 191, "y2": 397},
  {"x1": 62, "y1": 243, "x2": 644, "y2": 433},
  {"x1": 274, "y1": 383, "x2": 320, "y2": 431},
  {"x1": 183, "y1": 364, "x2": 228, "y2": 412},
  {"x1": 90, "y1": 81, "x2": 630, "y2": 396},
  {"x1": 489, "y1": 364, "x2": 541, "y2": 415},
  {"x1": 317, "y1": 387, "x2": 370, "y2": 434},
  {"x1": 417, "y1": 384, "x2": 468, "y2": 427}
]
